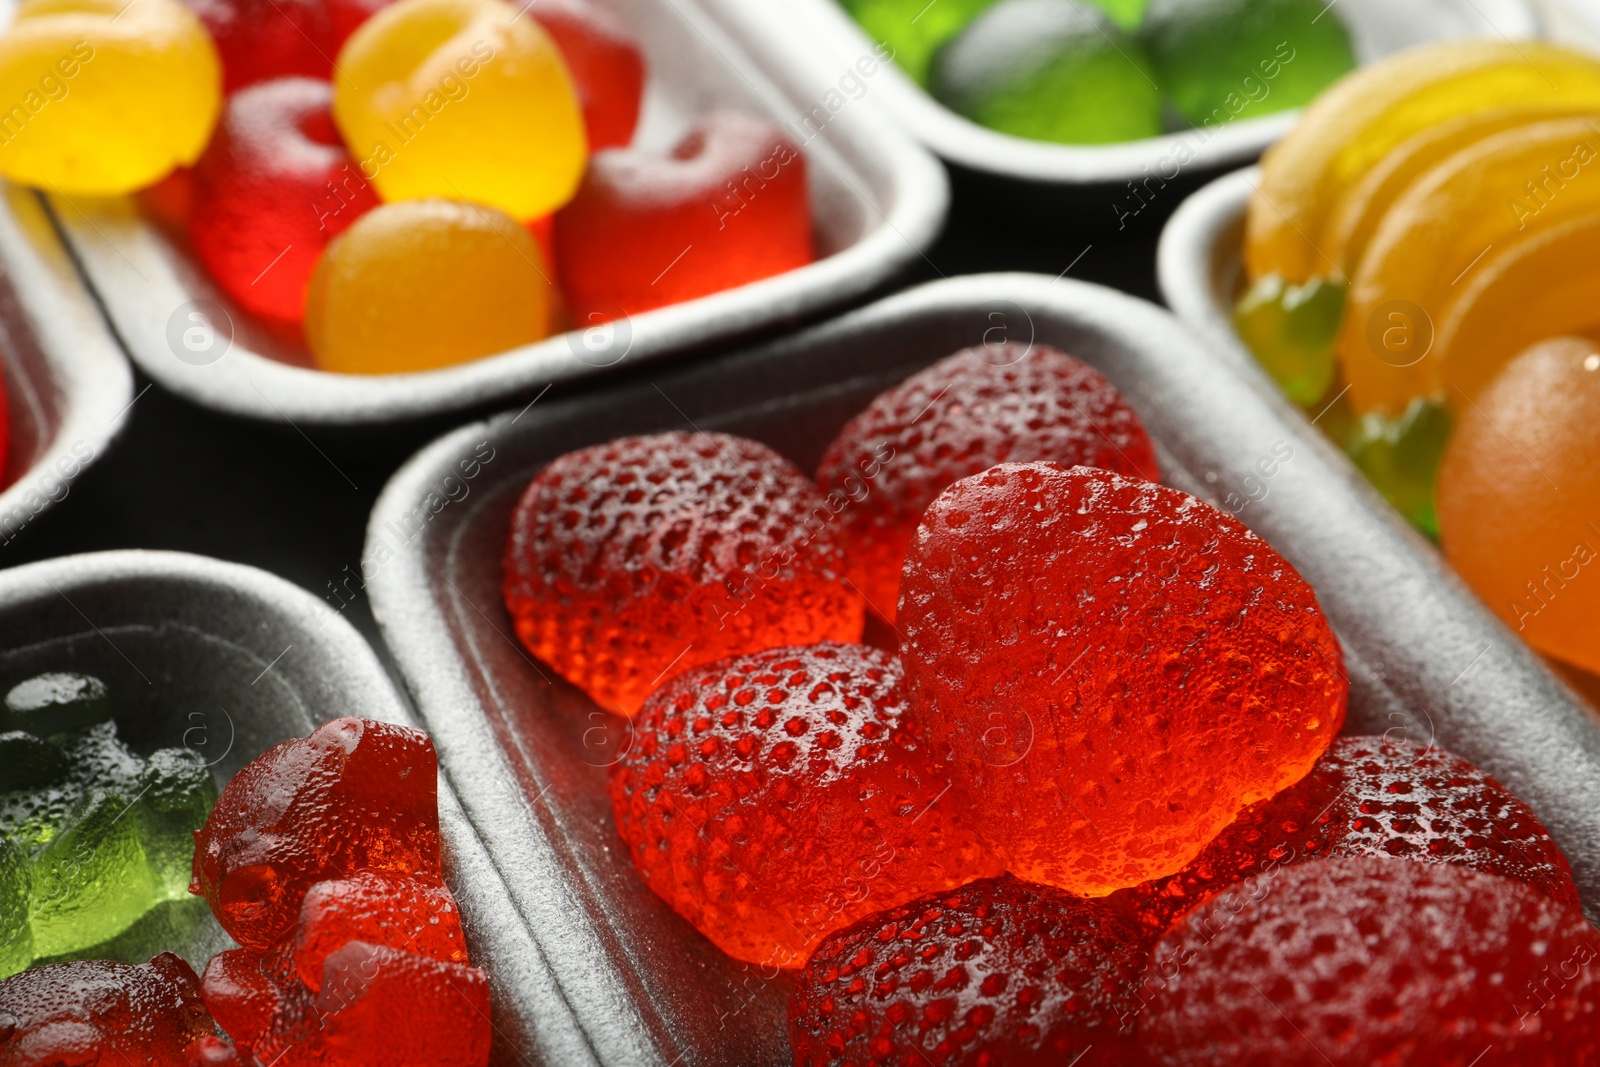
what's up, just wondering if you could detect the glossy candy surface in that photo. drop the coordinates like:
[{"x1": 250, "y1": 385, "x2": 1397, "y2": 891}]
[
  {"x1": 529, "y1": 0, "x2": 644, "y2": 149},
  {"x1": 814, "y1": 342, "x2": 1159, "y2": 622},
  {"x1": 839, "y1": 0, "x2": 995, "y2": 85},
  {"x1": 503, "y1": 432, "x2": 864, "y2": 716},
  {"x1": 293, "y1": 870, "x2": 467, "y2": 990}
]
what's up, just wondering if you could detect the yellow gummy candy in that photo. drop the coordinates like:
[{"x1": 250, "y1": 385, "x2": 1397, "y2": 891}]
[
  {"x1": 0, "y1": 0, "x2": 220, "y2": 195},
  {"x1": 305, "y1": 199, "x2": 552, "y2": 375},
  {"x1": 333, "y1": 0, "x2": 587, "y2": 222}
]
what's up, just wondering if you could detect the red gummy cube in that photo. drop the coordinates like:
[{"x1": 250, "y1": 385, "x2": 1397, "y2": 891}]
[
  {"x1": 0, "y1": 953, "x2": 215, "y2": 1065},
  {"x1": 183, "y1": 0, "x2": 392, "y2": 91},
  {"x1": 789, "y1": 875, "x2": 1153, "y2": 1066},
  {"x1": 190, "y1": 78, "x2": 379, "y2": 327},
  {"x1": 190, "y1": 717, "x2": 441, "y2": 950},
  {"x1": 899, "y1": 463, "x2": 1348, "y2": 896},
  {"x1": 815, "y1": 342, "x2": 1160, "y2": 621},
  {"x1": 294, "y1": 870, "x2": 468, "y2": 990},
  {"x1": 554, "y1": 110, "x2": 813, "y2": 319},
  {"x1": 530, "y1": 0, "x2": 646, "y2": 150},
  {"x1": 609, "y1": 642, "x2": 997, "y2": 968},
  {"x1": 1138, "y1": 857, "x2": 1600, "y2": 1064},
  {"x1": 503, "y1": 431, "x2": 864, "y2": 716}
]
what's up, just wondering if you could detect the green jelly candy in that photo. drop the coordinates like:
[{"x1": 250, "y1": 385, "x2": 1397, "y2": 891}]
[
  {"x1": 27, "y1": 788, "x2": 158, "y2": 957},
  {"x1": 840, "y1": 0, "x2": 999, "y2": 86},
  {"x1": 1234, "y1": 273, "x2": 1345, "y2": 407},
  {"x1": 0, "y1": 731, "x2": 65, "y2": 793},
  {"x1": 0, "y1": 836, "x2": 30, "y2": 978},
  {"x1": 1140, "y1": 0, "x2": 1355, "y2": 128},
  {"x1": 1346, "y1": 397, "x2": 1453, "y2": 538},
  {"x1": 3, "y1": 673, "x2": 112, "y2": 736},
  {"x1": 135, "y1": 748, "x2": 217, "y2": 901},
  {"x1": 1087, "y1": 0, "x2": 1148, "y2": 29},
  {"x1": 931, "y1": 0, "x2": 1163, "y2": 144}
]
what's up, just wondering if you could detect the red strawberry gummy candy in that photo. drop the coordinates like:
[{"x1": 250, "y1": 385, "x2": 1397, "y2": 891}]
[
  {"x1": 190, "y1": 78, "x2": 379, "y2": 327},
  {"x1": 0, "y1": 953, "x2": 215, "y2": 1064},
  {"x1": 1138, "y1": 856, "x2": 1600, "y2": 1065},
  {"x1": 504, "y1": 431, "x2": 864, "y2": 716},
  {"x1": 789, "y1": 875, "x2": 1152, "y2": 1067},
  {"x1": 1113, "y1": 733, "x2": 1580, "y2": 935},
  {"x1": 815, "y1": 342, "x2": 1160, "y2": 622},
  {"x1": 554, "y1": 110, "x2": 813, "y2": 320},
  {"x1": 609, "y1": 642, "x2": 996, "y2": 968},
  {"x1": 183, "y1": 0, "x2": 391, "y2": 91},
  {"x1": 530, "y1": 0, "x2": 645, "y2": 150},
  {"x1": 191, "y1": 717, "x2": 441, "y2": 950},
  {"x1": 294, "y1": 870, "x2": 467, "y2": 990},
  {"x1": 900, "y1": 463, "x2": 1347, "y2": 896}
]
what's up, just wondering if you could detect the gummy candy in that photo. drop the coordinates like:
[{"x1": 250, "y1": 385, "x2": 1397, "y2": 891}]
[
  {"x1": 4, "y1": 671, "x2": 109, "y2": 735},
  {"x1": 304, "y1": 198, "x2": 552, "y2": 374},
  {"x1": 814, "y1": 342, "x2": 1158, "y2": 622},
  {"x1": 0, "y1": 0, "x2": 222, "y2": 195},
  {"x1": 930, "y1": 0, "x2": 1162, "y2": 145},
  {"x1": 789, "y1": 875, "x2": 1151, "y2": 1066},
  {"x1": 293, "y1": 870, "x2": 466, "y2": 989},
  {"x1": 609, "y1": 643, "x2": 996, "y2": 968},
  {"x1": 503, "y1": 432, "x2": 864, "y2": 717},
  {"x1": 899, "y1": 463, "x2": 1346, "y2": 895},
  {"x1": 190, "y1": 78, "x2": 379, "y2": 327},
  {"x1": 0, "y1": 837, "x2": 28, "y2": 978},
  {"x1": 529, "y1": 0, "x2": 644, "y2": 150},
  {"x1": 1437, "y1": 337, "x2": 1600, "y2": 675},
  {"x1": 0, "y1": 953, "x2": 216, "y2": 1063},
  {"x1": 554, "y1": 111, "x2": 813, "y2": 320},
  {"x1": 1137, "y1": 857, "x2": 1600, "y2": 1065},
  {"x1": 190, "y1": 717, "x2": 441, "y2": 951},
  {"x1": 839, "y1": 0, "x2": 997, "y2": 86},
  {"x1": 333, "y1": 0, "x2": 587, "y2": 221},
  {"x1": 1112, "y1": 734, "x2": 1580, "y2": 937},
  {"x1": 182, "y1": 0, "x2": 392, "y2": 91},
  {"x1": 1343, "y1": 397, "x2": 1450, "y2": 538},
  {"x1": 1231, "y1": 274, "x2": 1343, "y2": 406},
  {"x1": 1140, "y1": 0, "x2": 1353, "y2": 129}
]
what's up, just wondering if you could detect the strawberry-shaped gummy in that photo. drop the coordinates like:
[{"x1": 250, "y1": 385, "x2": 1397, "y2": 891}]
[
  {"x1": 900, "y1": 463, "x2": 1347, "y2": 896},
  {"x1": 530, "y1": 0, "x2": 645, "y2": 149},
  {"x1": 0, "y1": 953, "x2": 216, "y2": 1064},
  {"x1": 1138, "y1": 857, "x2": 1600, "y2": 1065},
  {"x1": 183, "y1": 0, "x2": 392, "y2": 91},
  {"x1": 1113, "y1": 734, "x2": 1580, "y2": 935},
  {"x1": 609, "y1": 642, "x2": 996, "y2": 968},
  {"x1": 190, "y1": 717, "x2": 441, "y2": 950},
  {"x1": 504, "y1": 432, "x2": 864, "y2": 716},
  {"x1": 190, "y1": 78, "x2": 379, "y2": 327},
  {"x1": 554, "y1": 110, "x2": 813, "y2": 319},
  {"x1": 789, "y1": 875, "x2": 1152, "y2": 1066},
  {"x1": 815, "y1": 342, "x2": 1160, "y2": 622}
]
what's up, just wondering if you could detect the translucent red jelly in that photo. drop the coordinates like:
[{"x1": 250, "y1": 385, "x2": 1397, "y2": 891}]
[
  {"x1": 530, "y1": 0, "x2": 645, "y2": 150},
  {"x1": 182, "y1": 0, "x2": 392, "y2": 91}
]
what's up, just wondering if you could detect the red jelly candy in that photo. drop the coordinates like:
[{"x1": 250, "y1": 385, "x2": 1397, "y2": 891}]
[
  {"x1": 1138, "y1": 857, "x2": 1600, "y2": 1065},
  {"x1": 789, "y1": 875, "x2": 1152, "y2": 1066},
  {"x1": 900, "y1": 463, "x2": 1347, "y2": 896},
  {"x1": 183, "y1": 0, "x2": 392, "y2": 91},
  {"x1": 816, "y1": 343, "x2": 1160, "y2": 622},
  {"x1": 530, "y1": 0, "x2": 645, "y2": 150},
  {"x1": 503, "y1": 431, "x2": 864, "y2": 716},
  {"x1": 554, "y1": 110, "x2": 813, "y2": 319},
  {"x1": 609, "y1": 642, "x2": 996, "y2": 968},
  {"x1": 0, "y1": 953, "x2": 215, "y2": 1064},
  {"x1": 199, "y1": 945, "x2": 295, "y2": 1051},
  {"x1": 191, "y1": 717, "x2": 441, "y2": 950},
  {"x1": 294, "y1": 870, "x2": 467, "y2": 990},
  {"x1": 190, "y1": 78, "x2": 379, "y2": 327},
  {"x1": 1113, "y1": 734, "x2": 1581, "y2": 935}
]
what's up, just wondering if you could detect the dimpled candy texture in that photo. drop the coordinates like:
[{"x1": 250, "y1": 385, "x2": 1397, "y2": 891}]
[
  {"x1": 609, "y1": 643, "x2": 996, "y2": 968},
  {"x1": 293, "y1": 870, "x2": 467, "y2": 990},
  {"x1": 530, "y1": 0, "x2": 645, "y2": 150},
  {"x1": 789, "y1": 875, "x2": 1152, "y2": 1067},
  {"x1": 190, "y1": 717, "x2": 441, "y2": 951},
  {"x1": 504, "y1": 431, "x2": 865, "y2": 717},
  {"x1": 815, "y1": 343, "x2": 1159, "y2": 622},
  {"x1": 190, "y1": 78, "x2": 379, "y2": 326},
  {"x1": 183, "y1": 0, "x2": 392, "y2": 91},
  {"x1": 554, "y1": 110, "x2": 813, "y2": 320},
  {"x1": 0, "y1": 953, "x2": 215, "y2": 1065},
  {"x1": 1112, "y1": 734, "x2": 1580, "y2": 935},
  {"x1": 900, "y1": 463, "x2": 1347, "y2": 896},
  {"x1": 1139, "y1": 857, "x2": 1600, "y2": 1065}
]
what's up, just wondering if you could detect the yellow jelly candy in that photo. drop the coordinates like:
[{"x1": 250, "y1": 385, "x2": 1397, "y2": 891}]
[
  {"x1": 0, "y1": 0, "x2": 220, "y2": 195},
  {"x1": 333, "y1": 0, "x2": 586, "y2": 222},
  {"x1": 305, "y1": 199, "x2": 552, "y2": 375},
  {"x1": 1247, "y1": 40, "x2": 1600, "y2": 284}
]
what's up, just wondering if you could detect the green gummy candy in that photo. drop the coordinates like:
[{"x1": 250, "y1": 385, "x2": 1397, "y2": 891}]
[
  {"x1": 3, "y1": 673, "x2": 112, "y2": 736},
  {"x1": 1086, "y1": 0, "x2": 1148, "y2": 29},
  {"x1": 135, "y1": 748, "x2": 218, "y2": 901},
  {"x1": 1234, "y1": 274, "x2": 1345, "y2": 407},
  {"x1": 839, "y1": 0, "x2": 1000, "y2": 86},
  {"x1": 0, "y1": 731, "x2": 65, "y2": 793},
  {"x1": 1140, "y1": 0, "x2": 1355, "y2": 128},
  {"x1": 1346, "y1": 398, "x2": 1453, "y2": 539},
  {"x1": 27, "y1": 788, "x2": 158, "y2": 957},
  {"x1": 0, "y1": 836, "x2": 29, "y2": 979},
  {"x1": 931, "y1": 0, "x2": 1163, "y2": 145}
]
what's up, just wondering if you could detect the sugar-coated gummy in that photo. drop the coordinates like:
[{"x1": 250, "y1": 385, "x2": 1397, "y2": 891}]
[
  {"x1": 610, "y1": 643, "x2": 996, "y2": 968},
  {"x1": 529, "y1": 0, "x2": 645, "y2": 150},
  {"x1": 182, "y1": 0, "x2": 392, "y2": 91},
  {"x1": 815, "y1": 342, "x2": 1158, "y2": 622},
  {"x1": 899, "y1": 463, "x2": 1347, "y2": 895},
  {"x1": 789, "y1": 874, "x2": 1152, "y2": 1066},
  {"x1": 1138, "y1": 856, "x2": 1600, "y2": 1065},
  {"x1": 503, "y1": 432, "x2": 864, "y2": 717}
]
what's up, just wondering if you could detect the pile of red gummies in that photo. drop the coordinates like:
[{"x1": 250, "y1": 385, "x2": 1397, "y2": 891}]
[{"x1": 501, "y1": 341, "x2": 1600, "y2": 1064}]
